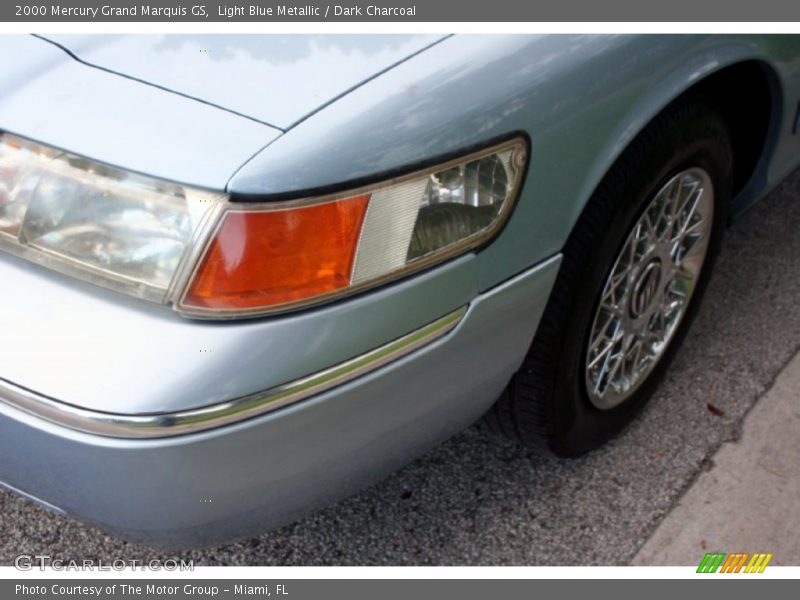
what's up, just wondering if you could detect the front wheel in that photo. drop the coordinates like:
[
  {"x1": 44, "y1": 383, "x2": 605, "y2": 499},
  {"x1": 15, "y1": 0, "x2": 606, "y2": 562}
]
[
  {"x1": 486, "y1": 98, "x2": 733, "y2": 456},
  {"x1": 585, "y1": 166, "x2": 715, "y2": 410}
]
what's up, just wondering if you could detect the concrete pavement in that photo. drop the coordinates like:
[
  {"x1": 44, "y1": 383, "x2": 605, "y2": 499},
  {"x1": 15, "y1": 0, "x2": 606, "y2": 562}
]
[{"x1": 633, "y1": 351, "x2": 800, "y2": 566}]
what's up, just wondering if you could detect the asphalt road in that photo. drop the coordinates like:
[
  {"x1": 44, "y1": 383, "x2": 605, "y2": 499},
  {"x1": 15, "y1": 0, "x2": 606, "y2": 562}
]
[{"x1": 2, "y1": 169, "x2": 800, "y2": 566}]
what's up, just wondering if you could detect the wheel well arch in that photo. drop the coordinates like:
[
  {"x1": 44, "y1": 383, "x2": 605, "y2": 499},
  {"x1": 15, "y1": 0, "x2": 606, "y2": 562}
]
[
  {"x1": 685, "y1": 59, "x2": 781, "y2": 200},
  {"x1": 568, "y1": 57, "x2": 781, "y2": 260}
]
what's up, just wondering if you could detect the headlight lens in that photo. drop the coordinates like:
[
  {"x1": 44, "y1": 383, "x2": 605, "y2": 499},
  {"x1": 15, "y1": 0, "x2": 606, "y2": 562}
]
[
  {"x1": 0, "y1": 133, "x2": 526, "y2": 317},
  {"x1": 0, "y1": 134, "x2": 222, "y2": 302},
  {"x1": 408, "y1": 153, "x2": 512, "y2": 261}
]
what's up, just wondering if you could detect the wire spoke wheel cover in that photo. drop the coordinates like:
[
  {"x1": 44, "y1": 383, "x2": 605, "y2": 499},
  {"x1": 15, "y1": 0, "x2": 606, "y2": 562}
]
[{"x1": 585, "y1": 167, "x2": 714, "y2": 410}]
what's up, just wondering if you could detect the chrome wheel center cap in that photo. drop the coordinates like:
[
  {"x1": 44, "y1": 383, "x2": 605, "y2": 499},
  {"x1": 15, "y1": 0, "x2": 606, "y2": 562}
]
[{"x1": 629, "y1": 259, "x2": 662, "y2": 320}]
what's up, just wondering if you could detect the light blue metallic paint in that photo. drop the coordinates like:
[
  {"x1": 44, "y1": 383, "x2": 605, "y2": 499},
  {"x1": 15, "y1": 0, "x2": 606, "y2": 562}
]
[
  {"x1": 0, "y1": 247, "x2": 478, "y2": 414},
  {"x1": 41, "y1": 34, "x2": 448, "y2": 129},
  {"x1": 228, "y1": 35, "x2": 800, "y2": 294},
  {"x1": 0, "y1": 35, "x2": 280, "y2": 189},
  {"x1": 0, "y1": 256, "x2": 560, "y2": 547},
  {"x1": 0, "y1": 306, "x2": 467, "y2": 438},
  {"x1": 2, "y1": 34, "x2": 800, "y2": 546}
]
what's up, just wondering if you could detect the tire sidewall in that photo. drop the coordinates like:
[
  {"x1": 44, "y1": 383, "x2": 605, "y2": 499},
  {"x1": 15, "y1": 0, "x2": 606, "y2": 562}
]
[{"x1": 552, "y1": 108, "x2": 733, "y2": 455}]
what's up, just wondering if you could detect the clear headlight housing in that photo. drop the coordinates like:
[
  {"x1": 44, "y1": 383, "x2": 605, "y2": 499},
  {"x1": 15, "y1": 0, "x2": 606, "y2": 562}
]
[
  {"x1": 0, "y1": 133, "x2": 527, "y2": 318},
  {"x1": 0, "y1": 134, "x2": 222, "y2": 302}
]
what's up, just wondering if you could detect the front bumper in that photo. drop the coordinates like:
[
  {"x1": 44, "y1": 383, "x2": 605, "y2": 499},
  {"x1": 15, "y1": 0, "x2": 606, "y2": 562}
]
[{"x1": 0, "y1": 256, "x2": 560, "y2": 547}]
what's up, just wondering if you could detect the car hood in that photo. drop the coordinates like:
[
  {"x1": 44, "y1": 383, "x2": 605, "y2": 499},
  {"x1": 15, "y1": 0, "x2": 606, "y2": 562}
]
[
  {"x1": 0, "y1": 35, "x2": 283, "y2": 189},
  {"x1": 39, "y1": 34, "x2": 447, "y2": 130}
]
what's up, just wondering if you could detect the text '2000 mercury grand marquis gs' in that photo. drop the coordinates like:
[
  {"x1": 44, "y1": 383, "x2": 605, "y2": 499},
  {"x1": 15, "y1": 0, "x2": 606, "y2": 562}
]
[{"x1": 1, "y1": 34, "x2": 799, "y2": 547}]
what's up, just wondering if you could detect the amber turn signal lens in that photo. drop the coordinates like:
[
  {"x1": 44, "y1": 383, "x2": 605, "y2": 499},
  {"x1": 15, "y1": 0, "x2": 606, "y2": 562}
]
[
  {"x1": 177, "y1": 139, "x2": 525, "y2": 318},
  {"x1": 184, "y1": 195, "x2": 369, "y2": 311}
]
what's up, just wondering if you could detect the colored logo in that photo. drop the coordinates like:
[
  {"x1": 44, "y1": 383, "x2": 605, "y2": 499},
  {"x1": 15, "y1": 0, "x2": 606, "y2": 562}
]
[{"x1": 697, "y1": 552, "x2": 773, "y2": 573}]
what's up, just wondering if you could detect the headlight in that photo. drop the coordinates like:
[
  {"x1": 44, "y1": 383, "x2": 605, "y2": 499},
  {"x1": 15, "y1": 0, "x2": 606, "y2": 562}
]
[
  {"x1": 0, "y1": 133, "x2": 527, "y2": 318},
  {"x1": 0, "y1": 134, "x2": 223, "y2": 302}
]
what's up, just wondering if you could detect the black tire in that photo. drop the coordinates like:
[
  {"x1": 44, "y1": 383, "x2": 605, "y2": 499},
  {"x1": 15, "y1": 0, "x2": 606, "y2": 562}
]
[{"x1": 486, "y1": 97, "x2": 734, "y2": 457}]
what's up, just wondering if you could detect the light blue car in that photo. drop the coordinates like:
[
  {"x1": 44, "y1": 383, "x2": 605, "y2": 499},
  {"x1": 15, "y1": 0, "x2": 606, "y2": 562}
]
[{"x1": 1, "y1": 34, "x2": 799, "y2": 547}]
